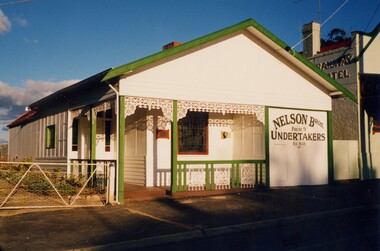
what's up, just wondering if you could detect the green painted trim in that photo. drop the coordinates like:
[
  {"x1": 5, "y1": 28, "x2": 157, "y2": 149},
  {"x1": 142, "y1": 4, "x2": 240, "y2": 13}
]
[
  {"x1": 102, "y1": 18, "x2": 356, "y2": 103},
  {"x1": 354, "y1": 23, "x2": 380, "y2": 61},
  {"x1": 175, "y1": 159, "x2": 266, "y2": 189},
  {"x1": 327, "y1": 111, "x2": 334, "y2": 184},
  {"x1": 210, "y1": 164, "x2": 215, "y2": 189},
  {"x1": 265, "y1": 106, "x2": 270, "y2": 187},
  {"x1": 118, "y1": 96, "x2": 125, "y2": 202},
  {"x1": 176, "y1": 159, "x2": 266, "y2": 165},
  {"x1": 170, "y1": 100, "x2": 178, "y2": 193}
]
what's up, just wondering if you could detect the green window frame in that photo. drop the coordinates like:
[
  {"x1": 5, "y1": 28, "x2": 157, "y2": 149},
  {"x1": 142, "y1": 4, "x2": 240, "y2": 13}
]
[{"x1": 46, "y1": 125, "x2": 56, "y2": 149}]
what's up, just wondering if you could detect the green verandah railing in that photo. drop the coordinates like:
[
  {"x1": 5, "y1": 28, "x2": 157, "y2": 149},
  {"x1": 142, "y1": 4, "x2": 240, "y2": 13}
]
[{"x1": 175, "y1": 160, "x2": 266, "y2": 192}]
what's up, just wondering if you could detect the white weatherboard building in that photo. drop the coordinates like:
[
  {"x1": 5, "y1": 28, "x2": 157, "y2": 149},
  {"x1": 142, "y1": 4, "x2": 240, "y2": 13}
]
[{"x1": 8, "y1": 19, "x2": 356, "y2": 202}]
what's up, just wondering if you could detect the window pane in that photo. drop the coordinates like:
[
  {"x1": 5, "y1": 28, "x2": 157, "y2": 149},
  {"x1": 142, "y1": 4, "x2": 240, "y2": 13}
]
[
  {"x1": 105, "y1": 120, "x2": 111, "y2": 152},
  {"x1": 178, "y1": 112, "x2": 208, "y2": 154},
  {"x1": 46, "y1": 125, "x2": 55, "y2": 149},
  {"x1": 72, "y1": 119, "x2": 78, "y2": 151}
]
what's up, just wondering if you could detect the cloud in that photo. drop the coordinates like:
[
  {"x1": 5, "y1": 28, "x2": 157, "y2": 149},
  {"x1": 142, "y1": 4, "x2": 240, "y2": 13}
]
[
  {"x1": 23, "y1": 37, "x2": 38, "y2": 43},
  {"x1": 0, "y1": 79, "x2": 77, "y2": 106},
  {"x1": 0, "y1": 9, "x2": 11, "y2": 34},
  {"x1": 13, "y1": 14, "x2": 27, "y2": 27},
  {"x1": 0, "y1": 79, "x2": 79, "y2": 144}
]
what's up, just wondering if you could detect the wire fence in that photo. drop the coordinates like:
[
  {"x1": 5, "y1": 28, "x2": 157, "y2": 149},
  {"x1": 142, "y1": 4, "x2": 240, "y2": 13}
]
[{"x1": 0, "y1": 161, "x2": 115, "y2": 209}]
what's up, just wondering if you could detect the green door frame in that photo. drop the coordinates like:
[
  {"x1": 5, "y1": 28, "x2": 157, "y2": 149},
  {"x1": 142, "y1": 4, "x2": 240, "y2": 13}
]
[
  {"x1": 118, "y1": 96, "x2": 126, "y2": 202},
  {"x1": 170, "y1": 100, "x2": 178, "y2": 193}
]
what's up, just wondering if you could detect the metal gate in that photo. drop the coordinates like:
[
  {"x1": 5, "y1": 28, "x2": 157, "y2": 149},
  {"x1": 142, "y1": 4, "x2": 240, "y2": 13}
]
[{"x1": 0, "y1": 161, "x2": 115, "y2": 209}]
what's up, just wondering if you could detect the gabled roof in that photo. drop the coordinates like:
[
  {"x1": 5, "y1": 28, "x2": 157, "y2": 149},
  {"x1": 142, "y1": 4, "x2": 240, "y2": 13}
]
[
  {"x1": 102, "y1": 18, "x2": 357, "y2": 103},
  {"x1": 8, "y1": 69, "x2": 111, "y2": 128},
  {"x1": 7, "y1": 110, "x2": 37, "y2": 128},
  {"x1": 28, "y1": 69, "x2": 111, "y2": 111}
]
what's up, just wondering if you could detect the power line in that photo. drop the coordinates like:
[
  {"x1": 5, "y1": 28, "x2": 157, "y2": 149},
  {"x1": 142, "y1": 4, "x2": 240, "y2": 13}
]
[
  {"x1": 0, "y1": 0, "x2": 31, "y2": 7},
  {"x1": 291, "y1": 0, "x2": 349, "y2": 50}
]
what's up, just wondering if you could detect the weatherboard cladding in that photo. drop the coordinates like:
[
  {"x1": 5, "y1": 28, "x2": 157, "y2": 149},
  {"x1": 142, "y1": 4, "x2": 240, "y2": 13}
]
[
  {"x1": 102, "y1": 18, "x2": 356, "y2": 103},
  {"x1": 120, "y1": 33, "x2": 333, "y2": 111}
]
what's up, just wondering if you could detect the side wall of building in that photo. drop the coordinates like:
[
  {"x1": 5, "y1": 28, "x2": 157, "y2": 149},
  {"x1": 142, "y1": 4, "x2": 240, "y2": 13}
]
[
  {"x1": 8, "y1": 111, "x2": 68, "y2": 163},
  {"x1": 309, "y1": 40, "x2": 359, "y2": 180},
  {"x1": 360, "y1": 33, "x2": 380, "y2": 179}
]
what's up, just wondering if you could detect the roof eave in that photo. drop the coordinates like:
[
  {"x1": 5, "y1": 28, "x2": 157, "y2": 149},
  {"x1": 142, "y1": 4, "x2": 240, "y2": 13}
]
[{"x1": 102, "y1": 18, "x2": 357, "y2": 103}]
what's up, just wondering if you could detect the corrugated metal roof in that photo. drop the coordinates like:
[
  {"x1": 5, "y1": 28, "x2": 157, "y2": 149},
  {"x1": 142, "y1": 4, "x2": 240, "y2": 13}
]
[{"x1": 7, "y1": 110, "x2": 37, "y2": 128}]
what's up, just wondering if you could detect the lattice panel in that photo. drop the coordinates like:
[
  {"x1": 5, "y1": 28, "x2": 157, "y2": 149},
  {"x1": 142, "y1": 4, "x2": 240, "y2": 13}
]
[
  {"x1": 214, "y1": 164, "x2": 231, "y2": 189},
  {"x1": 240, "y1": 163, "x2": 256, "y2": 188},
  {"x1": 186, "y1": 166, "x2": 205, "y2": 191}
]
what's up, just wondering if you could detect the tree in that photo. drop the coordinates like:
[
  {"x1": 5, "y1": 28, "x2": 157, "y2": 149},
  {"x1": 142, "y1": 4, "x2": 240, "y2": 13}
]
[{"x1": 321, "y1": 28, "x2": 347, "y2": 47}]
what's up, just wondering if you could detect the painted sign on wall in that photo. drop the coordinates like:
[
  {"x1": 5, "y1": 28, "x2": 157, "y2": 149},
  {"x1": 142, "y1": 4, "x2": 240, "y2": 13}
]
[
  {"x1": 271, "y1": 112, "x2": 326, "y2": 149},
  {"x1": 269, "y1": 108, "x2": 328, "y2": 186}
]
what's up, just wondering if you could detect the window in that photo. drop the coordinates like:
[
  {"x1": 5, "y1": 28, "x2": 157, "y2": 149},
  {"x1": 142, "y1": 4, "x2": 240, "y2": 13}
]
[
  {"x1": 178, "y1": 112, "x2": 208, "y2": 154},
  {"x1": 72, "y1": 119, "x2": 79, "y2": 151},
  {"x1": 46, "y1": 125, "x2": 56, "y2": 149},
  {"x1": 105, "y1": 120, "x2": 111, "y2": 152},
  {"x1": 98, "y1": 109, "x2": 113, "y2": 152}
]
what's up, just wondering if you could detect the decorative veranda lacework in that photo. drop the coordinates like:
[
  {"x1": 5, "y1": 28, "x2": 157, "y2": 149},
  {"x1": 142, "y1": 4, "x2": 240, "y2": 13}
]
[
  {"x1": 125, "y1": 96, "x2": 173, "y2": 119},
  {"x1": 213, "y1": 164, "x2": 231, "y2": 189},
  {"x1": 182, "y1": 163, "x2": 263, "y2": 190},
  {"x1": 184, "y1": 166, "x2": 205, "y2": 191},
  {"x1": 178, "y1": 100, "x2": 264, "y2": 121},
  {"x1": 124, "y1": 97, "x2": 264, "y2": 129},
  {"x1": 70, "y1": 100, "x2": 114, "y2": 119},
  {"x1": 183, "y1": 164, "x2": 232, "y2": 191},
  {"x1": 240, "y1": 163, "x2": 257, "y2": 188}
]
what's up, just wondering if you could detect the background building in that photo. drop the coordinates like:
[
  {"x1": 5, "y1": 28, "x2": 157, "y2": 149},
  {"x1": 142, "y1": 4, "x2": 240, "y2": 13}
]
[
  {"x1": 302, "y1": 21, "x2": 380, "y2": 180},
  {"x1": 0, "y1": 144, "x2": 8, "y2": 161}
]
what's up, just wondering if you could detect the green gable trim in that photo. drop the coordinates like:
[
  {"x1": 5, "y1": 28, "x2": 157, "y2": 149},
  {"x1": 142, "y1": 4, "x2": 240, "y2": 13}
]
[
  {"x1": 102, "y1": 18, "x2": 356, "y2": 103},
  {"x1": 355, "y1": 23, "x2": 380, "y2": 63},
  {"x1": 102, "y1": 19, "x2": 255, "y2": 82},
  {"x1": 292, "y1": 46, "x2": 357, "y2": 103}
]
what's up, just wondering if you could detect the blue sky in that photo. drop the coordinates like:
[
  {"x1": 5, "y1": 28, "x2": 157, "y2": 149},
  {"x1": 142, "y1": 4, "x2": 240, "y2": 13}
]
[{"x1": 0, "y1": 0, "x2": 379, "y2": 144}]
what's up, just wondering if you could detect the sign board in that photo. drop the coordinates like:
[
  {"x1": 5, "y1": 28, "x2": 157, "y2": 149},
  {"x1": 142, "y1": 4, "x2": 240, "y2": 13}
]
[{"x1": 269, "y1": 108, "x2": 328, "y2": 186}]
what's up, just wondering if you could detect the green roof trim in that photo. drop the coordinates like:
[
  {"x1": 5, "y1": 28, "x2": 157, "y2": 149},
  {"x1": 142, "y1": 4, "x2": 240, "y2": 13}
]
[
  {"x1": 102, "y1": 18, "x2": 357, "y2": 103},
  {"x1": 355, "y1": 23, "x2": 380, "y2": 62}
]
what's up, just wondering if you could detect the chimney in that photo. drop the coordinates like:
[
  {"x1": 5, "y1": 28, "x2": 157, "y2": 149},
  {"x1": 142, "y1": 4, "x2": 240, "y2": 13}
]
[
  {"x1": 163, "y1": 41, "x2": 182, "y2": 51},
  {"x1": 302, "y1": 21, "x2": 320, "y2": 58}
]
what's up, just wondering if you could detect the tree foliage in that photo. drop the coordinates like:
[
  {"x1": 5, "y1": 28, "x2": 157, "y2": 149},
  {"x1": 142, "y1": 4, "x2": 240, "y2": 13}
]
[{"x1": 321, "y1": 28, "x2": 348, "y2": 47}]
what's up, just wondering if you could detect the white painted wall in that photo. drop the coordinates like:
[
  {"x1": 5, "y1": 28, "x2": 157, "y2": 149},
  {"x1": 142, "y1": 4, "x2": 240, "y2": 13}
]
[
  {"x1": 120, "y1": 33, "x2": 331, "y2": 111},
  {"x1": 333, "y1": 140, "x2": 359, "y2": 180},
  {"x1": 362, "y1": 33, "x2": 380, "y2": 179},
  {"x1": 269, "y1": 108, "x2": 328, "y2": 186},
  {"x1": 233, "y1": 114, "x2": 265, "y2": 160},
  {"x1": 362, "y1": 34, "x2": 380, "y2": 75}
]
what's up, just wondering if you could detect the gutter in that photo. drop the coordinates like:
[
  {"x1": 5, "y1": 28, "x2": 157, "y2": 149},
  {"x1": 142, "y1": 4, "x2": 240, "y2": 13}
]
[{"x1": 108, "y1": 83, "x2": 120, "y2": 204}]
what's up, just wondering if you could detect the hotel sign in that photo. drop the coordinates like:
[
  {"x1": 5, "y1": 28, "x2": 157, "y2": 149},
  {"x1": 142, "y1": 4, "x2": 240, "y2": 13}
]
[
  {"x1": 316, "y1": 54, "x2": 353, "y2": 80},
  {"x1": 311, "y1": 48, "x2": 357, "y2": 85}
]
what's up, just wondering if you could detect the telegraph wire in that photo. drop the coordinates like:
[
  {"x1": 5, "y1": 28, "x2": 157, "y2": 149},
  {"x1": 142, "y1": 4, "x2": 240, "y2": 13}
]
[
  {"x1": 0, "y1": 0, "x2": 31, "y2": 7},
  {"x1": 291, "y1": 0, "x2": 349, "y2": 50}
]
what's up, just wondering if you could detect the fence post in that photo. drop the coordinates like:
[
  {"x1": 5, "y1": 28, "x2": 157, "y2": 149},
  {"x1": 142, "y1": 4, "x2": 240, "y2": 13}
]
[{"x1": 108, "y1": 162, "x2": 116, "y2": 203}]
